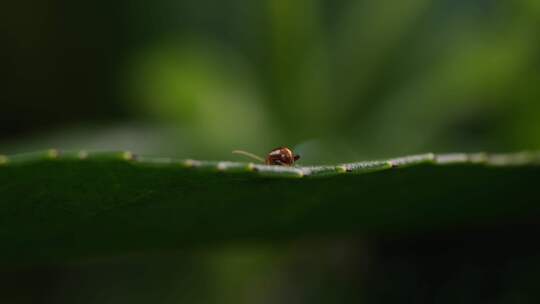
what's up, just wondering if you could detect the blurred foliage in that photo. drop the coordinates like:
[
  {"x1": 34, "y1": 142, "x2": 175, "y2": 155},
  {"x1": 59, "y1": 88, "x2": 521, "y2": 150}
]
[{"x1": 2, "y1": 0, "x2": 540, "y2": 161}]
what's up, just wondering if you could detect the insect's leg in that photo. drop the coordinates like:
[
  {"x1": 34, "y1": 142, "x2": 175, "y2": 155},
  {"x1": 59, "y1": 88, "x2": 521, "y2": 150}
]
[{"x1": 273, "y1": 160, "x2": 285, "y2": 166}]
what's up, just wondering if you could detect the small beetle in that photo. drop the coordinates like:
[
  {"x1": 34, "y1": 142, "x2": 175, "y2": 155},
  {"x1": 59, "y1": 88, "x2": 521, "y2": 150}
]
[
  {"x1": 265, "y1": 147, "x2": 300, "y2": 166},
  {"x1": 233, "y1": 147, "x2": 301, "y2": 166}
]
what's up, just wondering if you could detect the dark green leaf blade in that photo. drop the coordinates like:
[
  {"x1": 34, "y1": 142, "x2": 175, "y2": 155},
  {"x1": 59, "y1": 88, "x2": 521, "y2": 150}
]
[{"x1": 0, "y1": 150, "x2": 539, "y2": 264}]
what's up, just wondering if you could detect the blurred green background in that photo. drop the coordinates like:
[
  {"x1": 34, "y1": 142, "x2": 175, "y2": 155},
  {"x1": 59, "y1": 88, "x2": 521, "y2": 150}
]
[
  {"x1": 3, "y1": 0, "x2": 540, "y2": 162},
  {"x1": 2, "y1": 0, "x2": 540, "y2": 303}
]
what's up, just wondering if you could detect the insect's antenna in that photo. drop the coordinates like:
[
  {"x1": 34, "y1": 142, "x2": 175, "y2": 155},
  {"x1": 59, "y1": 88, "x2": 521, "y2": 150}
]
[{"x1": 232, "y1": 150, "x2": 265, "y2": 163}]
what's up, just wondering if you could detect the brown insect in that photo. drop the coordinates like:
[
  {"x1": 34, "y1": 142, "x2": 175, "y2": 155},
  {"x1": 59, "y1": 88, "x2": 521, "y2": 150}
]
[{"x1": 233, "y1": 147, "x2": 300, "y2": 166}]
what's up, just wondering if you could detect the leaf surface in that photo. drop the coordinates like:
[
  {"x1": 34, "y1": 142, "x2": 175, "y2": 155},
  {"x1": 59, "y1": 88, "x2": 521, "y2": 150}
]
[{"x1": 1, "y1": 150, "x2": 539, "y2": 263}]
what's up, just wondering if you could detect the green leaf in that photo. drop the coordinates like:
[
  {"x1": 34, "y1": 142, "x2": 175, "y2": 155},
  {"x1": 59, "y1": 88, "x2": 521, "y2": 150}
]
[{"x1": 1, "y1": 150, "x2": 539, "y2": 264}]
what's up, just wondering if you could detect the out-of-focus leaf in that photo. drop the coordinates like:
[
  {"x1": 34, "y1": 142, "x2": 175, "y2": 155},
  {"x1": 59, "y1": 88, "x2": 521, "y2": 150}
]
[{"x1": 0, "y1": 150, "x2": 539, "y2": 264}]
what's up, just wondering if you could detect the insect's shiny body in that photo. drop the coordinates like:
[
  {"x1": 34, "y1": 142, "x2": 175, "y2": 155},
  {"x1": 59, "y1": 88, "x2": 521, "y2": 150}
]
[{"x1": 265, "y1": 147, "x2": 300, "y2": 166}]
